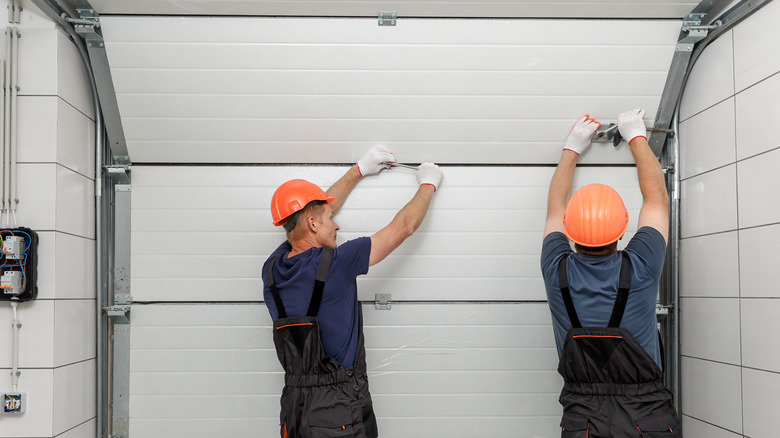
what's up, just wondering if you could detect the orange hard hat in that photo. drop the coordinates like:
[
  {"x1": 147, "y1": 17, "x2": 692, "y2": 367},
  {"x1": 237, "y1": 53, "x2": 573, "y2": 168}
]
[
  {"x1": 270, "y1": 179, "x2": 335, "y2": 226},
  {"x1": 563, "y1": 183, "x2": 628, "y2": 247}
]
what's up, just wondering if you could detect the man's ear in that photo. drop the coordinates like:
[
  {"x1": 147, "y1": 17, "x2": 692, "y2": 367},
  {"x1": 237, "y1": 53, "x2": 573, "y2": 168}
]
[{"x1": 306, "y1": 214, "x2": 318, "y2": 232}]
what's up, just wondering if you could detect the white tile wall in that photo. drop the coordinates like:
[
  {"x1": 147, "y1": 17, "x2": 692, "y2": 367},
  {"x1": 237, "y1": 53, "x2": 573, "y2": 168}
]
[
  {"x1": 15, "y1": 164, "x2": 95, "y2": 237},
  {"x1": 26, "y1": 234, "x2": 95, "y2": 301},
  {"x1": 16, "y1": 163, "x2": 58, "y2": 230},
  {"x1": 17, "y1": 28, "x2": 58, "y2": 96},
  {"x1": 740, "y1": 299, "x2": 780, "y2": 373},
  {"x1": 0, "y1": 299, "x2": 54, "y2": 368},
  {"x1": 54, "y1": 98, "x2": 95, "y2": 178},
  {"x1": 17, "y1": 96, "x2": 95, "y2": 176},
  {"x1": 679, "y1": 231, "x2": 739, "y2": 298},
  {"x1": 1, "y1": 24, "x2": 96, "y2": 438},
  {"x1": 679, "y1": 30, "x2": 735, "y2": 121},
  {"x1": 56, "y1": 419, "x2": 97, "y2": 438},
  {"x1": 680, "y1": 164, "x2": 738, "y2": 238},
  {"x1": 17, "y1": 96, "x2": 59, "y2": 163},
  {"x1": 737, "y1": 148, "x2": 780, "y2": 229},
  {"x1": 682, "y1": 416, "x2": 743, "y2": 438},
  {"x1": 53, "y1": 233, "x2": 96, "y2": 300},
  {"x1": 53, "y1": 299, "x2": 97, "y2": 366},
  {"x1": 680, "y1": 298, "x2": 740, "y2": 365},
  {"x1": 732, "y1": 0, "x2": 780, "y2": 93},
  {"x1": 738, "y1": 224, "x2": 780, "y2": 298},
  {"x1": 742, "y1": 367, "x2": 780, "y2": 438},
  {"x1": 54, "y1": 31, "x2": 94, "y2": 119},
  {"x1": 56, "y1": 165, "x2": 96, "y2": 239},
  {"x1": 679, "y1": 97, "x2": 736, "y2": 180},
  {"x1": 680, "y1": 3, "x2": 780, "y2": 437},
  {"x1": 680, "y1": 357, "x2": 742, "y2": 434},
  {"x1": 0, "y1": 368, "x2": 54, "y2": 437},
  {"x1": 735, "y1": 72, "x2": 780, "y2": 161},
  {"x1": 53, "y1": 360, "x2": 97, "y2": 436}
]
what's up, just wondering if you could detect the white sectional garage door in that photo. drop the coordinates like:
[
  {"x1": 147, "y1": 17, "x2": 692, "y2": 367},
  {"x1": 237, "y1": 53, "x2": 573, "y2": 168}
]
[{"x1": 109, "y1": 16, "x2": 679, "y2": 438}]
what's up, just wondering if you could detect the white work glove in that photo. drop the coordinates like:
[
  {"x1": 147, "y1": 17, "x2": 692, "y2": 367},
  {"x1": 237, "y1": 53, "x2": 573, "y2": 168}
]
[
  {"x1": 564, "y1": 115, "x2": 601, "y2": 155},
  {"x1": 416, "y1": 162, "x2": 442, "y2": 192},
  {"x1": 617, "y1": 108, "x2": 647, "y2": 144},
  {"x1": 357, "y1": 145, "x2": 396, "y2": 176}
]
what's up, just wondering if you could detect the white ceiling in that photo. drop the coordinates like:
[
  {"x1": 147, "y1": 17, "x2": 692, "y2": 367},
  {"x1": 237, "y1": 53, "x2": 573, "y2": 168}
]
[{"x1": 82, "y1": 0, "x2": 699, "y2": 19}]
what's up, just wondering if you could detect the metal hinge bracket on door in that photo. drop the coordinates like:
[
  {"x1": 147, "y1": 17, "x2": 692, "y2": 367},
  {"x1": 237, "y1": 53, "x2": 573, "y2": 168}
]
[
  {"x1": 378, "y1": 11, "x2": 397, "y2": 26},
  {"x1": 107, "y1": 304, "x2": 130, "y2": 325},
  {"x1": 72, "y1": 9, "x2": 101, "y2": 42},
  {"x1": 105, "y1": 164, "x2": 131, "y2": 185},
  {"x1": 375, "y1": 293, "x2": 392, "y2": 310}
]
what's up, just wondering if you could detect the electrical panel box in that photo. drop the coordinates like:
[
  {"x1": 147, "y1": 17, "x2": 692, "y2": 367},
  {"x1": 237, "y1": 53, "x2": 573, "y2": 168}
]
[
  {"x1": 0, "y1": 227, "x2": 38, "y2": 302},
  {"x1": 1, "y1": 393, "x2": 26, "y2": 414}
]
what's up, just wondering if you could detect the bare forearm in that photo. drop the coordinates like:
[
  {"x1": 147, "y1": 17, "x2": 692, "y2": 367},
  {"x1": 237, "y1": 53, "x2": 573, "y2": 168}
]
[
  {"x1": 629, "y1": 138, "x2": 667, "y2": 203},
  {"x1": 548, "y1": 150, "x2": 579, "y2": 212},
  {"x1": 394, "y1": 184, "x2": 435, "y2": 235},
  {"x1": 369, "y1": 184, "x2": 435, "y2": 266},
  {"x1": 326, "y1": 165, "x2": 362, "y2": 214}
]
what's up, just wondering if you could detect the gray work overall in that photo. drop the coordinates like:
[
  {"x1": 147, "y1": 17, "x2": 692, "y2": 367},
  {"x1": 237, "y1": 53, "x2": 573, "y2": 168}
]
[
  {"x1": 556, "y1": 254, "x2": 681, "y2": 437},
  {"x1": 267, "y1": 248, "x2": 378, "y2": 438}
]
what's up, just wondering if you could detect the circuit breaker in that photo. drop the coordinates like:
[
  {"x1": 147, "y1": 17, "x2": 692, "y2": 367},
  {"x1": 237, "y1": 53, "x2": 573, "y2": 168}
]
[{"x1": 0, "y1": 227, "x2": 38, "y2": 301}]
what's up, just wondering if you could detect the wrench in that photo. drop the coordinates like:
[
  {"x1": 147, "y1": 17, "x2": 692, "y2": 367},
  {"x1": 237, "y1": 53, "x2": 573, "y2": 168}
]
[{"x1": 385, "y1": 162, "x2": 419, "y2": 170}]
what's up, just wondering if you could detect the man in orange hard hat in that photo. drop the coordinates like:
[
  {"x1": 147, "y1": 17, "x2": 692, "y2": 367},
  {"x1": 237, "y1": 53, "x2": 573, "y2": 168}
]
[
  {"x1": 262, "y1": 146, "x2": 442, "y2": 438},
  {"x1": 541, "y1": 110, "x2": 681, "y2": 437}
]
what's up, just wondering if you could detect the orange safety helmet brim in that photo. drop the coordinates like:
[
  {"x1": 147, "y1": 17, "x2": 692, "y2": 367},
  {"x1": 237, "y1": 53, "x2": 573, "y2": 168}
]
[
  {"x1": 270, "y1": 179, "x2": 335, "y2": 226},
  {"x1": 562, "y1": 183, "x2": 629, "y2": 247}
]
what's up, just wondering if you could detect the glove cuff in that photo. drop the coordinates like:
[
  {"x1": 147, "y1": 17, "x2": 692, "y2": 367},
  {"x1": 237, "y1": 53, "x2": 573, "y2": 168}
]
[
  {"x1": 420, "y1": 182, "x2": 437, "y2": 192},
  {"x1": 627, "y1": 134, "x2": 647, "y2": 144}
]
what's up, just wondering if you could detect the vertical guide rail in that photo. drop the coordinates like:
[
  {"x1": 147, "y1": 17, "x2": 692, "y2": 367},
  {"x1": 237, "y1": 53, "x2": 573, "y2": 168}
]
[
  {"x1": 660, "y1": 115, "x2": 680, "y2": 414},
  {"x1": 109, "y1": 182, "x2": 131, "y2": 438}
]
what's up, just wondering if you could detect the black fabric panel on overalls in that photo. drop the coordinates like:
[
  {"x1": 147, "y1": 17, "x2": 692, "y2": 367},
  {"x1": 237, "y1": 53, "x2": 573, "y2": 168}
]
[
  {"x1": 556, "y1": 253, "x2": 680, "y2": 437},
  {"x1": 268, "y1": 247, "x2": 377, "y2": 438}
]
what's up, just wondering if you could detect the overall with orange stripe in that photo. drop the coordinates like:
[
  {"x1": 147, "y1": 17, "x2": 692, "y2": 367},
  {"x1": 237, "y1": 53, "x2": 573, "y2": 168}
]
[
  {"x1": 556, "y1": 253, "x2": 681, "y2": 437},
  {"x1": 267, "y1": 247, "x2": 377, "y2": 438}
]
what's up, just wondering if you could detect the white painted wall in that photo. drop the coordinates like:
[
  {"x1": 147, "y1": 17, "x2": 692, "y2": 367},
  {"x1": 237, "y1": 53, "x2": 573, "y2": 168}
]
[
  {"x1": 678, "y1": 1, "x2": 780, "y2": 436},
  {"x1": 0, "y1": 4, "x2": 96, "y2": 438}
]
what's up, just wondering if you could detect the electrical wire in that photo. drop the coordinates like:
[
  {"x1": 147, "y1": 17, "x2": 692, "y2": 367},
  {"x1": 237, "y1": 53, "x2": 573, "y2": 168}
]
[{"x1": 10, "y1": 299, "x2": 19, "y2": 392}]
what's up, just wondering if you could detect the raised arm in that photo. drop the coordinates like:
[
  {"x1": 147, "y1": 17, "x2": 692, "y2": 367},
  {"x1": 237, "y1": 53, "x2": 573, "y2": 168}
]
[
  {"x1": 369, "y1": 163, "x2": 441, "y2": 266},
  {"x1": 617, "y1": 109, "x2": 670, "y2": 243},
  {"x1": 327, "y1": 146, "x2": 396, "y2": 214},
  {"x1": 544, "y1": 116, "x2": 601, "y2": 238}
]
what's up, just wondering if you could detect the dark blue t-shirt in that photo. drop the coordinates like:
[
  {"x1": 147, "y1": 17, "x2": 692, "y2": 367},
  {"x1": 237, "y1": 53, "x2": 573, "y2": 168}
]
[
  {"x1": 540, "y1": 227, "x2": 667, "y2": 367},
  {"x1": 262, "y1": 237, "x2": 371, "y2": 369}
]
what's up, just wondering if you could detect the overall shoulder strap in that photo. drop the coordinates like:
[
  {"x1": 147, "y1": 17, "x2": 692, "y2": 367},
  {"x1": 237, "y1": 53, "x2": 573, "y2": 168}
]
[
  {"x1": 266, "y1": 255, "x2": 286, "y2": 318},
  {"x1": 607, "y1": 252, "x2": 633, "y2": 327},
  {"x1": 306, "y1": 247, "x2": 334, "y2": 317},
  {"x1": 557, "y1": 254, "x2": 582, "y2": 328}
]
